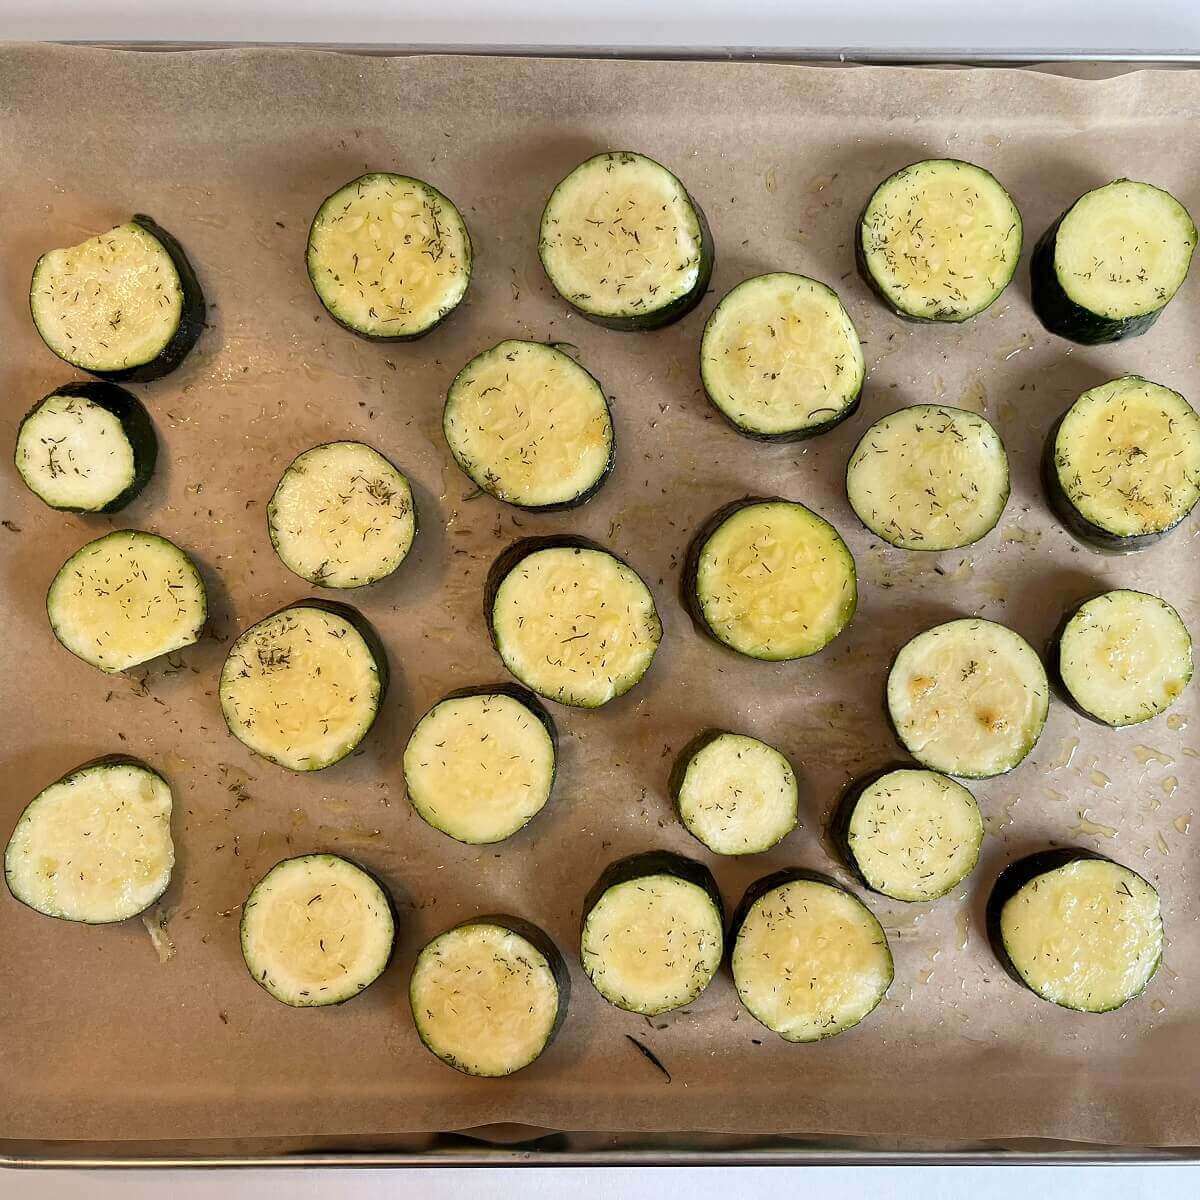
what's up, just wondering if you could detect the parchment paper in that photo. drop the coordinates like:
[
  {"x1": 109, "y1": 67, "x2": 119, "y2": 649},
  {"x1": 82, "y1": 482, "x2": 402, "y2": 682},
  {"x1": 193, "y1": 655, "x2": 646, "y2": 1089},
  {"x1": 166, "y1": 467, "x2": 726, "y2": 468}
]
[{"x1": 1, "y1": 44, "x2": 1198, "y2": 1152}]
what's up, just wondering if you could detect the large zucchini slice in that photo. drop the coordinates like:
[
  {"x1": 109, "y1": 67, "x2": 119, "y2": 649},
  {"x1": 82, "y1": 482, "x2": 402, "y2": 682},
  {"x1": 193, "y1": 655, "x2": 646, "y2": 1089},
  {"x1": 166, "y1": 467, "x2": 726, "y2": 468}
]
[
  {"x1": 987, "y1": 849, "x2": 1162, "y2": 1013},
  {"x1": 47, "y1": 529, "x2": 207, "y2": 672},
  {"x1": 219, "y1": 600, "x2": 387, "y2": 771},
  {"x1": 886, "y1": 618, "x2": 1048, "y2": 778},
  {"x1": 410, "y1": 915, "x2": 569, "y2": 1076},
  {"x1": 1051, "y1": 589, "x2": 1192, "y2": 727},
  {"x1": 730, "y1": 869, "x2": 893, "y2": 1042},
  {"x1": 5, "y1": 756, "x2": 174, "y2": 924},
  {"x1": 699, "y1": 273, "x2": 864, "y2": 440},
  {"x1": 403, "y1": 685, "x2": 557, "y2": 844},
  {"x1": 306, "y1": 173, "x2": 471, "y2": 340},
  {"x1": 857, "y1": 159, "x2": 1021, "y2": 322},
  {"x1": 580, "y1": 851, "x2": 724, "y2": 1015},
  {"x1": 444, "y1": 340, "x2": 614, "y2": 509},
  {"x1": 846, "y1": 405, "x2": 1009, "y2": 551},
  {"x1": 539, "y1": 151, "x2": 714, "y2": 331},
  {"x1": 1031, "y1": 180, "x2": 1196, "y2": 344},
  {"x1": 670, "y1": 730, "x2": 798, "y2": 855},
  {"x1": 267, "y1": 441, "x2": 417, "y2": 588},
  {"x1": 240, "y1": 854, "x2": 395, "y2": 1007},
  {"x1": 487, "y1": 537, "x2": 662, "y2": 708},
  {"x1": 1044, "y1": 376, "x2": 1200, "y2": 551},
  {"x1": 30, "y1": 215, "x2": 205, "y2": 381},
  {"x1": 685, "y1": 498, "x2": 856, "y2": 661}
]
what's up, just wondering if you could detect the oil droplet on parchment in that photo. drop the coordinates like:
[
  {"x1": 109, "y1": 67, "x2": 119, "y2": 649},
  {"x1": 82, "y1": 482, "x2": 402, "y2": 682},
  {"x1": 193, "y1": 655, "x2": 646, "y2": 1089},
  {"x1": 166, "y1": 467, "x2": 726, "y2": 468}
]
[
  {"x1": 1174, "y1": 812, "x2": 1192, "y2": 835},
  {"x1": 1052, "y1": 737, "x2": 1079, "y2": 770},
  {"x1": 1072, "y1": 810, "x2": 1118, "y2": 839},
  {"x1": 1134, "y1": 745, "x2": 1175, "y2": 767}
]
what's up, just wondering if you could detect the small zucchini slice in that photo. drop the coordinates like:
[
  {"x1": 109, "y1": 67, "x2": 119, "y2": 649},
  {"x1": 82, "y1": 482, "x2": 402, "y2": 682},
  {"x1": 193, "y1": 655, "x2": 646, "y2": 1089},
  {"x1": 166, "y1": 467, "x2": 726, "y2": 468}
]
[
  {"x1": 539, "y1": 151, "x2": 714, "y2": 331},
  {"x1": 580, "y1": 851, "x2": 724, "y2": 1015},
  {"x1": 219, "y1": 600, "x2": 387, "y2": 771},
  {"x1": 487, "y1": 537, "x2": 662, "y2": 708},
  {"x1": 730, "y1": 869, "x2": 893, "y2": 1042},
  {"x1": 987, "y1": 849, "x2": 1163, "y2": 1013},
  {"x1": 47, "y1": 529, "x2": 206, "y2": 672},
  {"x1": 306, "y1": 172, "x2": 471, "y2": 340},
  {"x1": 1051, "y1": 589, "x2": 1192, "y2": 727},
  {"x1": 1044, "y1": 375, "x2": 1200, "y2": 551},
  {"x1": 1031, "y1": 179, "x2": 1196, "y2": 344},
  {"x1": 685, "y1": 498, "x2": 856, "y2": 661},
  {"x1": 857, "y1": 159, "x2": 1022, "y2": 322},
  {"x1": 267, "y1": 441, "x2": 417, "y2": 588},
  {"x1": 444, "y1": 340, "x2": 614, "y2": 509},
  {"x1": 699, "y1": 273, "x2": 864, "y2": 440},
  {"x1": 887, "y1": 618, "x2": 1048, "y2": 778},
  {"x1": 410, "y1": 915, "x2": 569, "y2": 1076},
  {"x1": 833, "y1": 766, "x2": 983, "y2": 902},
  {"x1": 670, "y1": 730, "x2": 798, "y2": 855},
  {"x1": 30, "y1": 215, "x2": 205, "y2": 381},
  {"x1": 846, "y1": 405, "x2": 1010, "y2": 551},
  {"x1": 403, "y1": 685, "x2": 557, "y2": 844},
  {"x1": 15, "y1": 382, "x2": 157, "y2": 513}
]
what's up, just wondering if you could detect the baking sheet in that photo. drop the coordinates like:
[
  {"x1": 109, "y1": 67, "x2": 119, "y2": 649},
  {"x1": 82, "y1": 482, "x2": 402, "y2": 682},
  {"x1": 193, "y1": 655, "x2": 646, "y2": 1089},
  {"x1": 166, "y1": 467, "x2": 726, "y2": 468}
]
[{"x1": 0, "y1": 44, "x2": 1198, "y2": 1153}]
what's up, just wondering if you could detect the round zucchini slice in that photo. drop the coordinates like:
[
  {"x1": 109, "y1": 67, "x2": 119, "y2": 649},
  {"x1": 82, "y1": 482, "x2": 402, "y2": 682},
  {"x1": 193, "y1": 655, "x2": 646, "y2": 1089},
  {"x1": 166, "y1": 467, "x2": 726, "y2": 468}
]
[
  {"x1": 444, "y1": 340, "x2": 614, "y2": 509},
  {"x1": 267, "y1": 441, "x2": 416, "y2": 588},
  {"x1": 670, "y1": 730, "x2": 798, "y2": 855},
  {"x1": 887, "y1": 618, "x2": 1048, "y2": 778},
  {"x1": 857, "y1": 159, "x2": 1022, "y2": 322},
  {"x1": 1052, "y1": 589, "x2": 1192, "y2": 727},
  {"x1": 987, "y1": 850, "x2": 1162, "y2": 1013},
  {"x1": 539, "y1": 151, "x2": 714, "y2": 331},
  {"x1": 846, "y1": 405, "x2": 1010, "y2": 551},
  {"x1": 240, "y1": 854, "x2": 395, "y2": 1007},
  {"x1": 685, "y1": 498, "x2": 856, "y2": 661},
  {"x1": 15, "y1": 382, "x2": 157, "y2": 513},
  {"x1": 699, "y1": 273, "x2": 864, "y2": 440},
  {"x1": 580, "y1": 851, "x2": 724, "y2": 1015},
  {"x1": 219, "y1": 601, "x2": 387, "y2": 771},
  {"x1": 47, "y1": 529, "x2": 207, "y2": 673},
  {"x1": 306, "y1": 172, "x2": 471, "y2": 340},
  {"x1": 4, "y1": 757, "x2": 174, "y2": 924},
  {"x1": 403, "y1": 686, "x2": 557, "y2": 844},
  {"x1": 833, "y1": 767, "x2": 983, "y2": 902},
  {"x1": 487, "y1": 538, "x2": 662, "y2": 708},
  {"x1": 730, "y1": 869, "x2": 893, "y2": 1042},
  {"x1": 1044, "y1": 376, "x2": 1200, "y2": 550},
  {"x1": 1032, "y1": 180, "x2": 1196, "y2": 344},
  {"x1": 410, "y1": 916, "x2": 568, "y2": 1076}
]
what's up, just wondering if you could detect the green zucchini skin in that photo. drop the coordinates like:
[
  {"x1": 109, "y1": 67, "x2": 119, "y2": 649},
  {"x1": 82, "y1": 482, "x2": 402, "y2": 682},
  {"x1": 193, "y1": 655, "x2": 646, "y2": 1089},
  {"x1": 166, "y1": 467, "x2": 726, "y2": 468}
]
[
  {"x1": 828, "y1": 762, "x2": 916, "y2": 891},
  {"x1": 581, "y1": 850, "x2": 725, "y2": 939},
  {"x1": 680, "y1": 498, "x2": 764, "y2": 642}
]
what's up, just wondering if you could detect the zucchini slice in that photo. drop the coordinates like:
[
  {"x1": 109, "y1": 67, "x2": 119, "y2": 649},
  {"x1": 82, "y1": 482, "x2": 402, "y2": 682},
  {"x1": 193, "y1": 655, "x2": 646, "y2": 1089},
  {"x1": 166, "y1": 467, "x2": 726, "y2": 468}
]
[
  {"x1": 5, "y1": 757, "x2": 174, "y2": 924},
  {"x1": 539, "y1": 151, "x2": 714, "y2": 331},
  {"x1": 699, "y1": 273, "x2": 864, "y2": 440},
  {"x1": 1044, "y1": 376, "x2": 1200, "y2": 550},
  {"x1": 410, "y1": 916, "x2": 569, "y2": 1076},
  {"x1": 1051, "y1": 589, "x2": 1192, "y2": 727},
  {"x1": 29, "y1": 215, "x2": 205, "y2": 381},
  {"x1": 730, "y1": 869, "x2": 893, "y2": 1042},
  {"x1": 240, "y1": 854, "x2": 395, "y2": 1007},
  {"x1": 267, "y1": 441, "x2": 416, "y2": 588},
  {"x1": 987, "y1": 850, "x2": 1162, "y2": 1013},
  {"x1": 15, "y1": 382, "x2": 157, "y2": 513},
  {"x1": 306, "y1": 173, "x2": 471, "y2": 340},
  {"x1": 403, "y1": 686, "x2": 557, "y2": 844},
  {"x1": 670, "y1": 730, "x2": 798, "y2": 855},
  {"x1": 833, "y1": 767, "x2": 983, "y2": 902},
  {"x1": 846, "y1": 405, "x2": 1010, "y2": 551},
  {"x1": 487, "y1": 538, "x2": 662, "y2": 708},
  {"x1": 1031, "y1": 179, "x2": 1196, "y2": 344},
  {"x1": 857, "y1": 159, "x2": 1021, "y2": 322},
  {"x1": 580, "y1": 851, "x2": 724, "y2": 1015},
  {"x1": 47, "y1": 529, "x2": 207, "y2": 672},
  {"x1": 219, "y1": 601, "x2": 387, "y2": 771},
  {"x1": 685, "y1": 498, "x2": 856, "y2": 661},
  {"x1": 444, "y1": 340, "x2": 614, "y2": 509}
]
